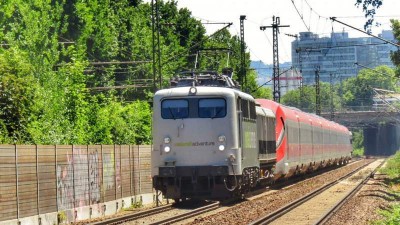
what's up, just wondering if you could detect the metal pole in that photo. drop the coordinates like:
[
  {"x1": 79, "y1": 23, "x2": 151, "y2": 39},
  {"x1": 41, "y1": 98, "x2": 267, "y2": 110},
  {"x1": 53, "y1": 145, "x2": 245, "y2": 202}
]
[
  {"x1": 151, "y1": 0, "x2": 156, "y2": 92},
  {"x1": 138, "y1": 146, "x2": 141, "y2": 195},
  {"x1": 36, "y1": 145, "x2": 40, "y2": 215},
  {"x1": 156, "y1": 0, "x2": 162, "y2": 89},
  {"x1": 129, "y1": 145, "x2": 132, "y2": 197},
  {"x1": 72, "y1": 145, "x2": 76, "y2": 210},
  {"x1": 330, "y1": 73, "x2": 335, "y2": 121},
  {"x1": 260, "y1": 16, "x2": 289, "y2": 103},
  {"x1": 119, "y1": 145, "x2": 122, "y2": 200},
  {"x1": 240, "y1": 15, "x2": 246, "y2": 90},
  {"x1": 101, "y1": 145, "x2": 104, "y2": 203},
  {"x1": 272, "y1": 16, "x2": 280, "y2": 102},
  {"x1": 114, "y1": 144, "x2": 117, "y2": 201},
  {"x1": 87, "y1": 145, "x2": 91, "y2": 206},
  {"x1": 315, "y1": 67, "x2": 321, "y2": 115},
  {"x1": 55, "y1": 145, "x2": 58, "y2": 211},
  {"x1": 15, "y1": 145, "x2": 19, "y2": 219}
]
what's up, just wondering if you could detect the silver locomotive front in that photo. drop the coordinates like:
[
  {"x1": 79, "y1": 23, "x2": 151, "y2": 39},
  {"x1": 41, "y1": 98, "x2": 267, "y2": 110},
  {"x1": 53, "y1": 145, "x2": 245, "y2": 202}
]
[{"x1": 152, "y1": 86, "x2": 242, "y2": 200}]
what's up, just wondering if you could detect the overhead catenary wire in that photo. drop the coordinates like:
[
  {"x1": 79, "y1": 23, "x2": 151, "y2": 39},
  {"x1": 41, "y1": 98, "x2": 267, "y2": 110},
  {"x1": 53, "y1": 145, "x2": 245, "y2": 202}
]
[
  {"x1": 330, "y1": 17, "x2": 400, "y2": 48},
  {"x1": 290, "y1": 0, "x2": 310, "y2": 31}
]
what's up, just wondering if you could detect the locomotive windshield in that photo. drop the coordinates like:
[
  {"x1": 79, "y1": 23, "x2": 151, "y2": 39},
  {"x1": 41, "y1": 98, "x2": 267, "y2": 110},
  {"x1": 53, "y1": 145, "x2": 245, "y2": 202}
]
[
  {"x1": 161, "y1": 99, "x2": 189, "y2": 119},
  {"x1": 161, "y1": 98, "x2": 226, "y2": 119},
  {"x1": 199, "y1": 98, "x2": 226, "y2": 118}
]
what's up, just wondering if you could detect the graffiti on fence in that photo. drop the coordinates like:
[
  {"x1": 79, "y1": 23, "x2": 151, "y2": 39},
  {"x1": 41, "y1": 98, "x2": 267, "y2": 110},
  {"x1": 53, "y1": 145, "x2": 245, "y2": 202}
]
[
  {"x1": 73, "y1": 147, "x2": 89, "y2": 207},
  {"x1": 57, "y1": 153, "x2": 74, "y2": 210},
  {"x1": 103, "y1": 152, "x2": 115, "y2": 191},
  {"x1": 88, "y1": 150, "x2": 101, "y2": 204},
  {"x1": 57, "y1": 147, "x2": 103, "y2": 210}
]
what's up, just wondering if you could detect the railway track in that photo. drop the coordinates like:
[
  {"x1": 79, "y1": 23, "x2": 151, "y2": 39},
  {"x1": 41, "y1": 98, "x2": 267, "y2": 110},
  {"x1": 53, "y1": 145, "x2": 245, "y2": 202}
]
[
  {"x1": 249, "y1": 158, "x2": 384, "y2": 225},
  {"x1": 87, "y1": 200, "x2": 222, "y2": 225},
  {"x1": 314, "y1": 158, "x2": 386, "y2": 224},
  {"x1": 148, "y1": 202, "x2": 220, "y2": 225},
  {"x1": 85, "y1": 159, "x2": 367, "y2": 225},
  {"x1": 87, "y1": 204, "x2": 173, "y2": 225}
]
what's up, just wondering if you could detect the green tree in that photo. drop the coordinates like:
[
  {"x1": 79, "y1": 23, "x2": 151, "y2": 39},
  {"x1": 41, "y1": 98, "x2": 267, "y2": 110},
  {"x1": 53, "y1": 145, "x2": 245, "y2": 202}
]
[
  {"x1": 0, "y1": 48, "x2": 36, "y2": 143},
  {"x1": 341, "y1": 65, "x2": 396, "y2": 107},
  {"x1": 351, "y1": 129, "x2": 364, "y2": 156},
  {"x1": 355, "y1": 0, "x2": 383, "y2": 31},
  {"x1": 281, "y1": 82, "x2": 341, "y2": 113},
  {"x1": 390, "y1": 19, "x2": 400, "y2": 77},
  {"x1": 0, "y1": 0, "x2": 257, "y2": 145}
]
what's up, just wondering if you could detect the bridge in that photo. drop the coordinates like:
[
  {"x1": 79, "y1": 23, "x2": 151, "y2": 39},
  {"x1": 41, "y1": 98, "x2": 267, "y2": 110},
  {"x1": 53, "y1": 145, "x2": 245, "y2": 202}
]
[{"x1": 320, "y1": 106, "x2": 400, "y2": 156}]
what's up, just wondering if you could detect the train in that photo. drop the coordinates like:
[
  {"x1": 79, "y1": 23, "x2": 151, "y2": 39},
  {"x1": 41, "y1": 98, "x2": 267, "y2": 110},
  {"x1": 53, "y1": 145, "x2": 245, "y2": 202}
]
[{"x1": 151, "y1": 71, "x2": 352, "y2": 201}]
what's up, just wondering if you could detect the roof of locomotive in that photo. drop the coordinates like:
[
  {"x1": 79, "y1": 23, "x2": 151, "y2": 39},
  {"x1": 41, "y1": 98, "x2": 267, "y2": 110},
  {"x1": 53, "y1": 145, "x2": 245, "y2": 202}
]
[
  {"x1": 154, "y1": 70, "x2": 256, "y2": 101},
  {"x1": 256, "y1": 99, "x2": 350, "y2": 134},
  {"x1": 154, "y1": 85, "x2": 255, "y2": 101}
]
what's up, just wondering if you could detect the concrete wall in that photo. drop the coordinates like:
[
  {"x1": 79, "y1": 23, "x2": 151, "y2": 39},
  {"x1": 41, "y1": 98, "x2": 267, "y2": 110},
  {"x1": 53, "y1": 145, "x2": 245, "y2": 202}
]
[{"x1": 364, "y1": 124, "x2": 400, "y2": 156}]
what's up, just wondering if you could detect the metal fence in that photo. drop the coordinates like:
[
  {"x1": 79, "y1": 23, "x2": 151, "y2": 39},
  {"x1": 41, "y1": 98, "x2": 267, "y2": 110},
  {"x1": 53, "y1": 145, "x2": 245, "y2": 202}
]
[{"x1": 0, "y1": 145, "x2": 152, "y2": 221}]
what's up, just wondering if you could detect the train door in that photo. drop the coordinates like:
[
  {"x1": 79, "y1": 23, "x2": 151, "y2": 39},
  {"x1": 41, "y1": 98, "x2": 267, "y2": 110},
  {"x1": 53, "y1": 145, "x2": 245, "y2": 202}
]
[
  {"x1": 237, "y1": 97, "x2": 258, "y2": 169},
  {"x1": 237, "y1": 97, "x2": 243, "y2": 157},
  {"x1": 297, "y1": 115, "x2": 301, "y2": 164},
  {"x1": 310, "y1": 120, "x2": 314, "y2": 163}
]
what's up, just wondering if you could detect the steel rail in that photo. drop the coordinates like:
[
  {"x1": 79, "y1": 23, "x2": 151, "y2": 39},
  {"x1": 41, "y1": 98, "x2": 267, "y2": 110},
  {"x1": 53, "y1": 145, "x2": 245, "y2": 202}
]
[
  {"x1": 249, "y1": 159, "x2": 374, "y2": 225},
  {"x1": 314, "y1": 159, "x2": 386, "y2": 225},
  {"x1": 149, "y1": 202, "x2": 220, "y2": 225},
  {"x1": 87, "y1": 204, "x2": 172, "y2": 225}
]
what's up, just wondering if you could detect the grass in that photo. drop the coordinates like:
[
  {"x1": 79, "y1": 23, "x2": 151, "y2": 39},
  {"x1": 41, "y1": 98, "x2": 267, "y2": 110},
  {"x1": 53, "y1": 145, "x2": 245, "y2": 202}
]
[
  {"x1": 352, "y1": 148, "x2": 364, "y2": 157},
  {"x1": 373, "y1": 151, "x2": 400, "y2": 224}
]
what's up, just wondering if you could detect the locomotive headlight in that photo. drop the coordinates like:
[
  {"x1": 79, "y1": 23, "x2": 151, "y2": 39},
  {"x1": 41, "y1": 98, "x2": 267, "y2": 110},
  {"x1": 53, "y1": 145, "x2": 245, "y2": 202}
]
[
  {"x1": 189, "y1": 87, "x2": 197, "y2": 95},
  {"x1": 218, "y1": 135, "x2": 226, "y2": 142},
  {"x1": 164, "y1": 137, "x2": 171, "y2": 144},
  {"x1": 164, "y1": 146, "x2": 171, "y2": 153},
  {"x1": 218, "y1": 144, "x2": 225, "y2": 151}
]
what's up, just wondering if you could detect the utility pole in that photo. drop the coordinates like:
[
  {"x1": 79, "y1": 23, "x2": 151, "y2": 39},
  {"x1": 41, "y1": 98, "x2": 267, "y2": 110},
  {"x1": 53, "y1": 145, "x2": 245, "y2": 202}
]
[
  {"x1": 330, "y1": 73, "x2": 334, "y2": 120},
  {"x1": 260, "y1": 16, "x2": 289, "y2": 102},
  {"x1": 151, "y1": 0, "x2": 162, "y2": 92},
  {"x1": 240, "y1": 15, "x2": 246, "y2": 90},
  {"x1": 315, "y1": 66, "x2": 321, "y2": 115}
]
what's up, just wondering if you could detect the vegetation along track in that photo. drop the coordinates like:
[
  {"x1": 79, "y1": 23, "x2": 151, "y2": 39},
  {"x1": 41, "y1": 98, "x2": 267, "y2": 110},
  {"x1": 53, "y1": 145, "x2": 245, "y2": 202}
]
[{"x1": 249, "y1": 158, "x2": 384, "y2": 225}]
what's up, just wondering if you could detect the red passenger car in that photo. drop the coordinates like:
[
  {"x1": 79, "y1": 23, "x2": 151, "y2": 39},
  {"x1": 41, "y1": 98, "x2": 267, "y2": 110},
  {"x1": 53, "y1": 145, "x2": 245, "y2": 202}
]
[{"x1": 256, "y1": 99, "x2": 352, "y2": 177}]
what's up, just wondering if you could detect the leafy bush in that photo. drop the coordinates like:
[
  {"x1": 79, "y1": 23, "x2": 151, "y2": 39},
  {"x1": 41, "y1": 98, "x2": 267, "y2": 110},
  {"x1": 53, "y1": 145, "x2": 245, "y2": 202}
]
[
  {"x1": 375, "y1": 204, "x2": 400, "y2": 225},
  {"x1": 381, "y1": 151, "x2": 400, "y2": 179},
  {"x1": 352, "y1": 148, "x2": 364, "y2": 157},
  {"x1": 88, "y1": 99, "x2": 151, "y2": 145}
]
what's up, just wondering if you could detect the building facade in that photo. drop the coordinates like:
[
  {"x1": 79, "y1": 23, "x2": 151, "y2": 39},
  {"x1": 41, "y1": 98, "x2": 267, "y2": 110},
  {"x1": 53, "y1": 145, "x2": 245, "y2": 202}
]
[{"x1": 291, "y1": 30, "x2": 397, "y2": 85}]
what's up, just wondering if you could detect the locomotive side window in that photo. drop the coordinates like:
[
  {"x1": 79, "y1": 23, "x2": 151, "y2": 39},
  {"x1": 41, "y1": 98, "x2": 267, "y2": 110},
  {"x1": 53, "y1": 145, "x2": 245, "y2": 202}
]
[
  {"x1": 161, "y1": 99, "x2": 189, "y2": 119},
  {"x1": 249, "y1": 101, "x2": 256, "y2": 119},
  {"x1": 241, "y1": 100, "x2": 249, "y2": 118},
  {"x1": 198, "y1": 98, "x2": 226, "y2": 118}
]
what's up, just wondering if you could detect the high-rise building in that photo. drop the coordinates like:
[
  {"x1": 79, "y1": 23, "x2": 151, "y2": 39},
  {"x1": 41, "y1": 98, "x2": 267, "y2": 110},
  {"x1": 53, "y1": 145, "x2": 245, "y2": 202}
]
[{"x1": 291, "y1": 30, "x2": 397, "y2": 85}]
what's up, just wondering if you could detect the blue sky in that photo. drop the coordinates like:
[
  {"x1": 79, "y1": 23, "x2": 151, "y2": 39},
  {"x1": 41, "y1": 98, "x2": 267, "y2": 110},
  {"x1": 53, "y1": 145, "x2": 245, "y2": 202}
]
[{"x1": 176, "y1": 0, "x2": 400, "y2": 64}]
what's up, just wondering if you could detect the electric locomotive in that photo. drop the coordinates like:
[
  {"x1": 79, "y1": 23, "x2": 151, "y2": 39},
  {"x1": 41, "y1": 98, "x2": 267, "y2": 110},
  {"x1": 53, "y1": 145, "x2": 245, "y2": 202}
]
[{"x1": 151, "y1": 71, "x2": 272, "y2": 200}]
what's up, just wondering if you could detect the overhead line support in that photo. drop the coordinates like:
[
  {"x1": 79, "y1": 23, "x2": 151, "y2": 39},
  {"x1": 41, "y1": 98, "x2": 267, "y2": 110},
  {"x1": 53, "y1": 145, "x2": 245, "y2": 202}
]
[
  {"x1": 152, "y1": 0, "x2": 162, "y2": 92},
  {"x1": 260, "y1": 16, "x2": 289, "y2": 103},
  {"x1": 315, "y1": 66, "x2": 321, "y2": 116},
  {"x1": 240, "y1": 15, "x2": 246, "y2": 91}
]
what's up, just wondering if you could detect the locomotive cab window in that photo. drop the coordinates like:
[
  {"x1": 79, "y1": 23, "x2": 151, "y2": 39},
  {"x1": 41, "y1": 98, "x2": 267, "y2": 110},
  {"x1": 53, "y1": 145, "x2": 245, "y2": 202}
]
[
  {"x1": 198, "y1": 98, "x2": 226, "y2": 118},
  {"x1": 161, "y1": 99, "x2": 189, "y2": 119}
]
